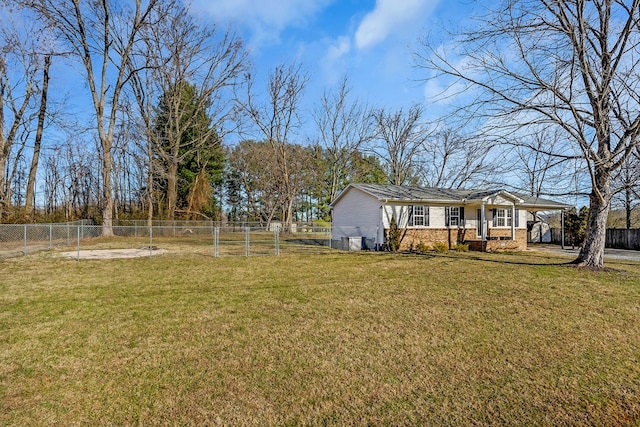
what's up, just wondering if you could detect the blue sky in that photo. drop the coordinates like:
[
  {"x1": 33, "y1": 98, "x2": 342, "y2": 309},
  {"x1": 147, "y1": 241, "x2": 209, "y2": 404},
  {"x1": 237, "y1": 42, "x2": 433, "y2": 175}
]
[{"x1": 190, "y1": 0, "x2": 481, "y2": 124}]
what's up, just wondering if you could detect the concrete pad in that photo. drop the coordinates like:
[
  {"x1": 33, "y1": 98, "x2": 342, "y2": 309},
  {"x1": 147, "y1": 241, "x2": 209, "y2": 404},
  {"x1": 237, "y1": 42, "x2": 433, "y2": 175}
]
[{"x1": 58, "y1": 248, "x2": 166, "y2": 259}]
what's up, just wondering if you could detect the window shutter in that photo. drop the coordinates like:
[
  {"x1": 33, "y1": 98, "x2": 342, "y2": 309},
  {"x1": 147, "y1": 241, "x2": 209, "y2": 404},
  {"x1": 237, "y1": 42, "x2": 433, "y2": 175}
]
[
  {"x1": 492, "y1": 209, "x2": 497, "y2": 227},
  {"x1": 460, "y1": 207, "x2": 465, "y2": 227},
  {"x1": 426, "y1": 206, "x2": 430, "y2": 227},
  {"x1": 445, "y1": 207, "x2": 450, "y2": 227},
  {"x1": 515, "y1": 209, "x2": 520, "y2": 228}
]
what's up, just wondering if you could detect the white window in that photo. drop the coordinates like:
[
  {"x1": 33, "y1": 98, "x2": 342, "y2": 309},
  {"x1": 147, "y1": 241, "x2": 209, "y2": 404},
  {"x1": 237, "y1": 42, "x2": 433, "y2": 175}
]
[
  {"x1": 449, "y1": 207, "x2": 460, "y2": 226},
  {"x1": 494, "y1": 209, "x2": 513, "y2": 227},
  {"x1": 446, "y1": 206, "x2": 464, "y2": 227},
  {"x1": 410, "y1": 205, "x2": 429, "y2": 227}
]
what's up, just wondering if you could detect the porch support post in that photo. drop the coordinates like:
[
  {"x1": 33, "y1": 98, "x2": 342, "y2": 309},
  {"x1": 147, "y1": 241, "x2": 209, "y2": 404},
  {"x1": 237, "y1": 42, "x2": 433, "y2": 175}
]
[
  {"x1": 511, "y1": 204, "x2": 516, "y2": 240},
  {"x1": 378, "y1": 203, "x2": 386, "y2": 251},
  {"x1": 481, "y1": 202, "x2": 486, "y2": 243},
  {"x1": 561, "y1": 209, "x2": 565, "y2": 249}
]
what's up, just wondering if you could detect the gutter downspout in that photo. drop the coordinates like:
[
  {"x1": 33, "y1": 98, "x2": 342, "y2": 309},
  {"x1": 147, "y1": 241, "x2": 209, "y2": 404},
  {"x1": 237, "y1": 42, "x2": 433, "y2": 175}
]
[{"x1": 378, "y1": 199, "x2": 388, "y2": 251}]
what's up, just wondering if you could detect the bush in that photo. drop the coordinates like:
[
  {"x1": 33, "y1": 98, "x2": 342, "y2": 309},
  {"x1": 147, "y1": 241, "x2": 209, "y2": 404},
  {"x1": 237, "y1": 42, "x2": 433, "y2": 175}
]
[
  {"x1": 415, "y1": 242, "x2": 430, "y2": 253},
  {"x1": 386, "y1": 216, "x2": 402, "y2": 252},
  {"x1": 432, "y1": 241, "x2": 448, "y2": 253},
  {"x1": 453, "y1": 243, "x2": 469, "y2": 252}
]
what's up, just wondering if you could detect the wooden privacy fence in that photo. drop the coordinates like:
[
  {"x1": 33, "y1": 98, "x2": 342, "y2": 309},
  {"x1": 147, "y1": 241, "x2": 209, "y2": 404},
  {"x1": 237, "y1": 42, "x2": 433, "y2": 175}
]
[{"x1": 550, "y1": 228, "x2": 640, "y2": 250}]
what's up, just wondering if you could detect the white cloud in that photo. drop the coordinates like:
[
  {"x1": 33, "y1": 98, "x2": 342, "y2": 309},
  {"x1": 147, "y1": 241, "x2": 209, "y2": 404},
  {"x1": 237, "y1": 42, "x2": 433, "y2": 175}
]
[
  {"x1": 190, "y1": 0, "x2": 333, "y2": 46},
  {"x1": 354, "y1": 0, "x2": 440, "y2": 50},
  {"x1": 325, "y1": 36, "x2": 351, "y2": 62}
]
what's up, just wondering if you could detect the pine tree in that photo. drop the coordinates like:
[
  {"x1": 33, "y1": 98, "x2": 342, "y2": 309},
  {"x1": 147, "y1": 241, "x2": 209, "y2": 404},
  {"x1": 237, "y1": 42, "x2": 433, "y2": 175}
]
[{"x1": 153, "y1": 81, "x2": 224, "y2": 219}]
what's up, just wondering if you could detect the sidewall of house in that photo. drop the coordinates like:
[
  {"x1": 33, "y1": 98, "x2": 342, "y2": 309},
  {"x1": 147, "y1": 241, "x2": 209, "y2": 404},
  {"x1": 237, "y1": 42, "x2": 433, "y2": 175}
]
[{"x1": 331, "y1": 189, "x2": 382, "y2": 248}]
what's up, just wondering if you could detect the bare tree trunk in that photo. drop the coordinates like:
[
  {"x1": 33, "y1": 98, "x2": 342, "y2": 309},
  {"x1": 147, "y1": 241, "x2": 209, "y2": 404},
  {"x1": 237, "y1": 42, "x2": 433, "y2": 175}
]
[
  {"x1": 25, "y1": 55, "x2": 51, "y2": 222},
  {"x1": 576, "y1": 162, "x2": 612, "y2": 266},
  {"x1": 167, "y1": 155, "x2": 179, "y2": 220},
  {"x1": 147, "y1": 131, "x2": 154, "y2": 227},
  {"x1": 0, "y1": 69, "x2": 33, "y2": 222},
  {"x1": 577, "y1": 191, "x2": 610, "y2": 268}
]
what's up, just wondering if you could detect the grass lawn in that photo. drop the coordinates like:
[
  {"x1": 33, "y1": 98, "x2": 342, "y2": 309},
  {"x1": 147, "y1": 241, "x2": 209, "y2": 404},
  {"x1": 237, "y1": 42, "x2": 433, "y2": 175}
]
[{"x1": 1, "y1": 250, "x2": 640, "y2": 425}]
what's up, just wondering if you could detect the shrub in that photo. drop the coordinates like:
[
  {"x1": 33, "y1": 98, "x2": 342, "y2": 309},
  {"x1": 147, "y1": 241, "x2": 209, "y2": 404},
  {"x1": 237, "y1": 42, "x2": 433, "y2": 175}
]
[
  {"x1": 386, "y1": 216, "x2": 402, "y2": 252},
  {"x1": 432, "y1": 241, "x2": 449, "y2": 253},
  {"x1": 415, "y1": 242, "x2": 430, "y2": 254},
  {"x1": 453, "y1": 243, "x2": 469, "y2": 252}
]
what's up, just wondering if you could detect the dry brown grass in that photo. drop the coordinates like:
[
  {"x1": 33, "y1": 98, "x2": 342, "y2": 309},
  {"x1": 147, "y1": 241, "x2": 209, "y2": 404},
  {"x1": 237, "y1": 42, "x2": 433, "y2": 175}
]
[{"x1": 1, "y1": 250, "x2": 640, "y2": 425}]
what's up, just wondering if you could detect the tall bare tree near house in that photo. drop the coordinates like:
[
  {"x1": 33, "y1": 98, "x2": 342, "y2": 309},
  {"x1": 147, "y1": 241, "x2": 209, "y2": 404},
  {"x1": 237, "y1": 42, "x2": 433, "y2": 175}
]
[
  {"x1": 24, "y1": 0, "x2": 164, "y2": 235},
  {"x1": 417, "y1": 0, "x2": 640, "y2": 269},
  {"x1": 237, "y1": 63, "x2": 309, "y2": 230},
  {"x1": 371, "y1": 104, "x2": 430, "y2": 186},
  {"x1": 313, "y1": 75, "x2": 375, "y2": 203}
]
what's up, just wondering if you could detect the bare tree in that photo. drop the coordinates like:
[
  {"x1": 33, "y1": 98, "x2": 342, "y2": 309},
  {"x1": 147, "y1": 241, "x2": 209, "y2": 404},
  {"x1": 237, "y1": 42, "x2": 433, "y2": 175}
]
[
  {"x1": 127, "y1": 3, "x2": 247, "y2": 221},
  {"x1": 612, "y1": 151, "x2": 640, "y2": 230},
  {"x1": 24, "y1": 54, "x2": 50, "y2": 221},
  {"x1": 506, "y1": 128, "x2": 585, "y2": 199},
  {"x1": 0, "y1": 14, "x2": 41, "y2": 221},
  {"x1": 371, "y1": 104, "x2": 430, "y2": 186},
  {"x1": 313, "y1": 75, "x2": 375, "y2": 202},
  {"x1": 24, "y1": 0, "x2": 165, "y2": 234},
  {"x1": 420, "y1": 127, "x2": 497, "y2": 189},
  {"x1": 227, "y1": 140, "x2": 279, "y2": 225},
  {"x1": 417, "y1": 0, "x2": 640, "y2": 269},
  {"x1": 237, "y1": 63, "x2": 309, "y2": 230},
  {"x1": 40, "y1": 134, "x2": 100, "y2": 221}
]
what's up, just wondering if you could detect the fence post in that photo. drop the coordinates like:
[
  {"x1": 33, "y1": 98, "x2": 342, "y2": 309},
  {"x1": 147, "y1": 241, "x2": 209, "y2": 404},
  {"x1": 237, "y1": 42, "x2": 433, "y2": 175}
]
[
  {"x1": 245, "y1": 227, "x2": 250, "y2": 257},
  {"x1": 77, "y1": 225, "x2": 81, "y2": 261},
  {"x1": 149, "y1": 225, "x2": 153, "y2": 257},
  {"x1": 213, "y1": 227, "x2": 219, "y2": 258},
  {"x1": 275, "y1": 229, "x2": 280, "y2": 256},
  {"x1": 23, "y1": 225, "x2": 27, "y2": 255}
]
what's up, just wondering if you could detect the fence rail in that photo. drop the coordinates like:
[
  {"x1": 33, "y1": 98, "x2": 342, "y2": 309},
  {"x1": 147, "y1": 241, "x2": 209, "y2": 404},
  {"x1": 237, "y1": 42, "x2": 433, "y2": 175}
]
[{"x1": 0, "y1": 222, "x2": 335, "y2": 260}]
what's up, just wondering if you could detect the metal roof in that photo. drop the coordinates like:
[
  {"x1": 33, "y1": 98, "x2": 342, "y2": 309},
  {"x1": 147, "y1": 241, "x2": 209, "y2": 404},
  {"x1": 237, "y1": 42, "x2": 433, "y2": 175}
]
[{"x1": 331, "y1": 183, "x2": 571, "y2": 210}]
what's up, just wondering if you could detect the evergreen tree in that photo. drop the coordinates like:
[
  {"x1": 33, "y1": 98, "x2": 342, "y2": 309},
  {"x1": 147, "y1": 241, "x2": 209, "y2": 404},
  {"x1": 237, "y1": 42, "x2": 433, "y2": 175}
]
[{"x1": 153, "y1": 81, "x2": 224, "y2": 219}]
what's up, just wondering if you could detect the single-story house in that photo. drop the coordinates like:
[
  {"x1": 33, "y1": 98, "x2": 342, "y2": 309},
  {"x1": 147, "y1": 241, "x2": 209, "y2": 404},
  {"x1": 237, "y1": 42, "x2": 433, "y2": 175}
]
[{"x1": 329, "y1": 183, "x2": 571, "y2": 251}]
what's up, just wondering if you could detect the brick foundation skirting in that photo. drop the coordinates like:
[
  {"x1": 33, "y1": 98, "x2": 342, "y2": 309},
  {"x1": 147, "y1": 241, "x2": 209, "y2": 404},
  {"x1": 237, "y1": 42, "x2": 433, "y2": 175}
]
[{"x1": 396, "y1": 228, "x2": 527, "y2": 251}]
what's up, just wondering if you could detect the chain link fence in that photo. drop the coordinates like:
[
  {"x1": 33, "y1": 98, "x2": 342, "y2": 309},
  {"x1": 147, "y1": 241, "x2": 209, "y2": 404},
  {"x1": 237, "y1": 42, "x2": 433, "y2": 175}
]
[{"x1": 0, "y1": 221, "x2": 337, "y2": 260}]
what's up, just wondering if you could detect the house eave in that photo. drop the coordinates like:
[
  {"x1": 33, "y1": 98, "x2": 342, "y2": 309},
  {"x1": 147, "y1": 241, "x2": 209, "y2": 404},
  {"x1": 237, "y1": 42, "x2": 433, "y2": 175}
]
[{"x1": 329, "y1": 183, "x2": 571, "y2": 211}]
